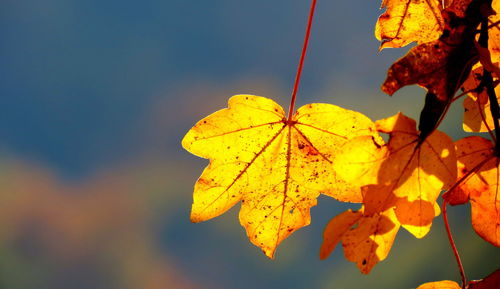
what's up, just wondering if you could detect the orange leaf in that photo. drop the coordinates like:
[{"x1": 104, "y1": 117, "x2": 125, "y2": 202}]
[
  {"x1": 488, "y1": 0, "x2": 500, "y2": 64},
  {"x1": 462, "y1": 66, "x2": 499, "y2": 132},
  {"x1": 361, "y1": 185, "x2": 398, "y2": 215},
  {"x1": 336, "y1": 113, "x2": 456, "y2": 238},
  {"x1": 475, "y1": 0, "x2": 500, "y2": 75},
  {"x1": 446, "y1": 136, "x2": 500, "y2": 247},
  {"x1": 381, "y1": 39, "x2": 477, "y2": 102},
  {"x1": 329, "y1": 113, "x2": 455, "y2": 273},
  {"x1": 182, "y1": 95, "x2": 378, "y2": 257},
  {"x1": 381, "y1": 0, "x2": 487, "y2": 102},
  {"x1": 341, "y1": 203, "x2": 400, "y2": 274},
  {"x1": 416, "y1": 280, "x2": 461, "y2": 289},
  {"x1": 394, "y1": 197, "x2": 438, "y2": 236},
  {"x1": 375, "y1": 0, "x2": 444, "y2": 49},
  {"x1": 319, "y1": 209, "x2": 362, "y2": 260},
  {"x1": 476, "y1": 43, "x2": 500, "y2": 79},
  {"x1": 376, "y1": 114, "x2": 456, "y2": 237}
]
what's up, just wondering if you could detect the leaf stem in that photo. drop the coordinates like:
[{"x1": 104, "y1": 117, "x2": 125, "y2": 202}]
[
  {"x1": 442, "y1": 199, "x2": 467, "y2": 288},
  {"x1": 287, "y1": 0, "x2": 317, "y2": 120},
  {"x1": 483, "y1": 69, "x2": 500, "y2": 153},
  {"x1": 488, "y1": 19, "x2": 500, "y2": 29}
]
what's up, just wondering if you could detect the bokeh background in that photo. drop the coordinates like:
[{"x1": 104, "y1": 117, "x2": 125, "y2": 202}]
[{"x1": 1, "y1": 1, "x2": 498, "y2": 288}]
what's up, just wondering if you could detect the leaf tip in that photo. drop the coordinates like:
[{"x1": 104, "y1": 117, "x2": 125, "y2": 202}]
[
  {"x1": 319, "y1": 245, "x2": 331, "y2": 260},
  {"x1": 379, "y1": 40, "x2": 397, "y2": 50},
  {"x1": 381, "y1": 79, "x2": 398, "y2": 96},
  {"x1": 190, "y1": 212, "x2": 204, "y2": 223},
  {"x1": 181, "y1": 134, "x2": 191, "y2": 150},
  {"x1": 263, "y1": 248, "x2": 276, "y2": 260}
]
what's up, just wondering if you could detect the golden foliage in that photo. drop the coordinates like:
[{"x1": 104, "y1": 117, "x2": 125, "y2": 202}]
[
  {"x1": 444, "y1": 136, "x2": 500, "y2": 247},
  {"x1": 319, "y1": 209, "x2": 362, "y2": 260},
  {"x1": 375, "y1": 0, "x2": 444, "y2": 49},
  {"x1": 321, "y1": 113, "x2": 456, "y2": 273},
  {"x1": 342, "y1": 188, "x2": 401, "y2": 274},
  {"x1": 337, "y1": 113, "x2": 456, "y2": 238},
  {"x1": 488, "y1": 0, "x2": 500, "y2": 64},
  {"x1": 416, "y1": 280, "x2": 461, "y2": 289},
  {"x1": 182, "y1": 0, "x2": 500, "y2": 277},
  {"x1": 462, "y1": 67, "x2": 499, "y2": 132},
  {"x1": 182, "y1": 95, "x2": 379, "y2": 257}
]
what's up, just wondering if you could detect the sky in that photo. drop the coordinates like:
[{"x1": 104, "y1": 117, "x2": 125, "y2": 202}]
[{"x1": 0, "y1": 1, "x2": 498, "y2": 289}]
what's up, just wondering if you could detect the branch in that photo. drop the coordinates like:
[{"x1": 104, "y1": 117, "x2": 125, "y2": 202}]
[
  {"x1": 442, "y1": 199, "x2": 467, "y2": 288},
  {"x1": 479, "y1": 16, "x2": 500, "y2": 153}
]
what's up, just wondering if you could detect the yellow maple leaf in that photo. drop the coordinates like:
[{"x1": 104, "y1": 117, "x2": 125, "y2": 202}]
[
  {"x1": 375, "y1": 0, "x2": 444, "y2": 49},
  {"x1": 416, "y1": 280, "x2": 461, "y2": 289},
  {"x1": 320, "y1": 185, "x2": 401, "y2": 275},
  {"x1": 182, "y1": 94, "x2": 378, "y2": 257},
  {"x1": 321, "y1": 113, "x2": 456, "y2": 274},
  {"x1": 375, "y1": 114, "x2": 456, "y2": 237},
  {"x1": 319, "y1": 209, "x2": 362, "y2": 260},
  {"x1": 336, "y1": 113, "x2": 456, "y2": 238},
  {"x1": 341, "y1": 185, "x2": 401, "y2": 274}
]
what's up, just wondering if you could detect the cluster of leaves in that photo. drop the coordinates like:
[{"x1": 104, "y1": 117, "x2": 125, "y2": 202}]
[
  {"x1": 319, "y1": 0, "x2": 500, "y2": 276},
  {"x1": 182, "y1": 0, "x2": 499, "y2": 287}
]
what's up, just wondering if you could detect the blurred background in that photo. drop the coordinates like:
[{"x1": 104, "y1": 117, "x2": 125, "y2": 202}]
[{"x1": 0, "y1": 0, "x2": 498, "y2": 288}]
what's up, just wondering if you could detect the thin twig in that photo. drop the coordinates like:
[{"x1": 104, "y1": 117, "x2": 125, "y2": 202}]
[
  {"x1": 287, "y1": 0, "x2": 317, "y2": 120},
  {"x1": 442, "y1": 199, "x2": 467, "y2": 288}
]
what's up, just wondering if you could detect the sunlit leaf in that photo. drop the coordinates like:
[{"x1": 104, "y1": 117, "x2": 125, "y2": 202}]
[
  {"x1": 488, "y1": 0, "x2": 500, "y2": 64},
  {"x1": 444, "y1": 136, "x2": 500, "y2": 246},
  {"x1": 323, "y1": 113, "x2": 456, "y2": 273},
  {"x1": 375, "y1": 0, "x2": 444, "y2": 49},
  {"x1": 416, "y1": 280, "x2": 461, "y2": 289},
  {"x1": 342, "y1": 196, "x2": 400, "y2": 274},
  {"x1": 462, "y1": 67, "x2": 498, "y2": 132},
  {"x1": 319, "y1": 209, "x2": 362, "y2": 260},
  {"x1": 182, "y1": 94, "x2": 378, "y2": 257},
  {"x1": 381, "y1": 0, "x2": 489, "y2": 102},
  {"x1": 328, "y1": 135, "x2": 387, "y2": 188},
  {"x1": 336, "y1": 113, "x2": 455, "y2": 236}
]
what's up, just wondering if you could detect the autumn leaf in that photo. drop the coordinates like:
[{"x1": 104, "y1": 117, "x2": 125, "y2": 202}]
[
  {"x1": 338, "y1": 113, "x2": 456, "y2": 238},
  {"x1": 376, "y1": 114, "x2": 455, "y2": 230},
  {"x1": 462, "y1": 66, "x2": 499, "y2": 132},
  {"x1": 460, "y1": 0, "x2": 500, "y2": 133},
  {"x1": 342, "y1": 212, "x2": 400, "y2": 274},
  {"x1": 415, "y1": 269, "x2": 500, "y2": 289},
  {"x1": 323, "y1": 135, "x2": 387, "y2": 188},
  {"x1": 182, "y1": 94, "x2": 379, "y2": 258},
  {"x1": 416, "y1": 280, "x2": 461, "y2": 289},
  {"x1": 375, "y1": 0, "x2": 444, "y2": 49},
  {"x1": 468, "y1": 269, "x2": 500, "y2": 289},
  {"x1": 470, "y1": 0, "x2": 500, "y2": 83},
  {"x1": 381, "y1": 34, "x2": 477, "y2": 103},
  {"x1": 443, "y1": 136, "x2": 500, "y2": 247},
  {"x1": 487, "y1": 0, "x2": 500, "y2": 64},
  {"x1": 319, "y1": 209, "x2": 362, "y2": 260},
  {"x1": 321, "y1": 113, "x2": 456, "y2": 273},
  {"x1": 380, "y1": 0, "x2": 497, "y2": 139},
  {"x1": 381, "y1": 0, "x2": 492, "y2": 108},
  {"x1": 319, "y1": 187, "x2": 401, "y2": 275}
]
